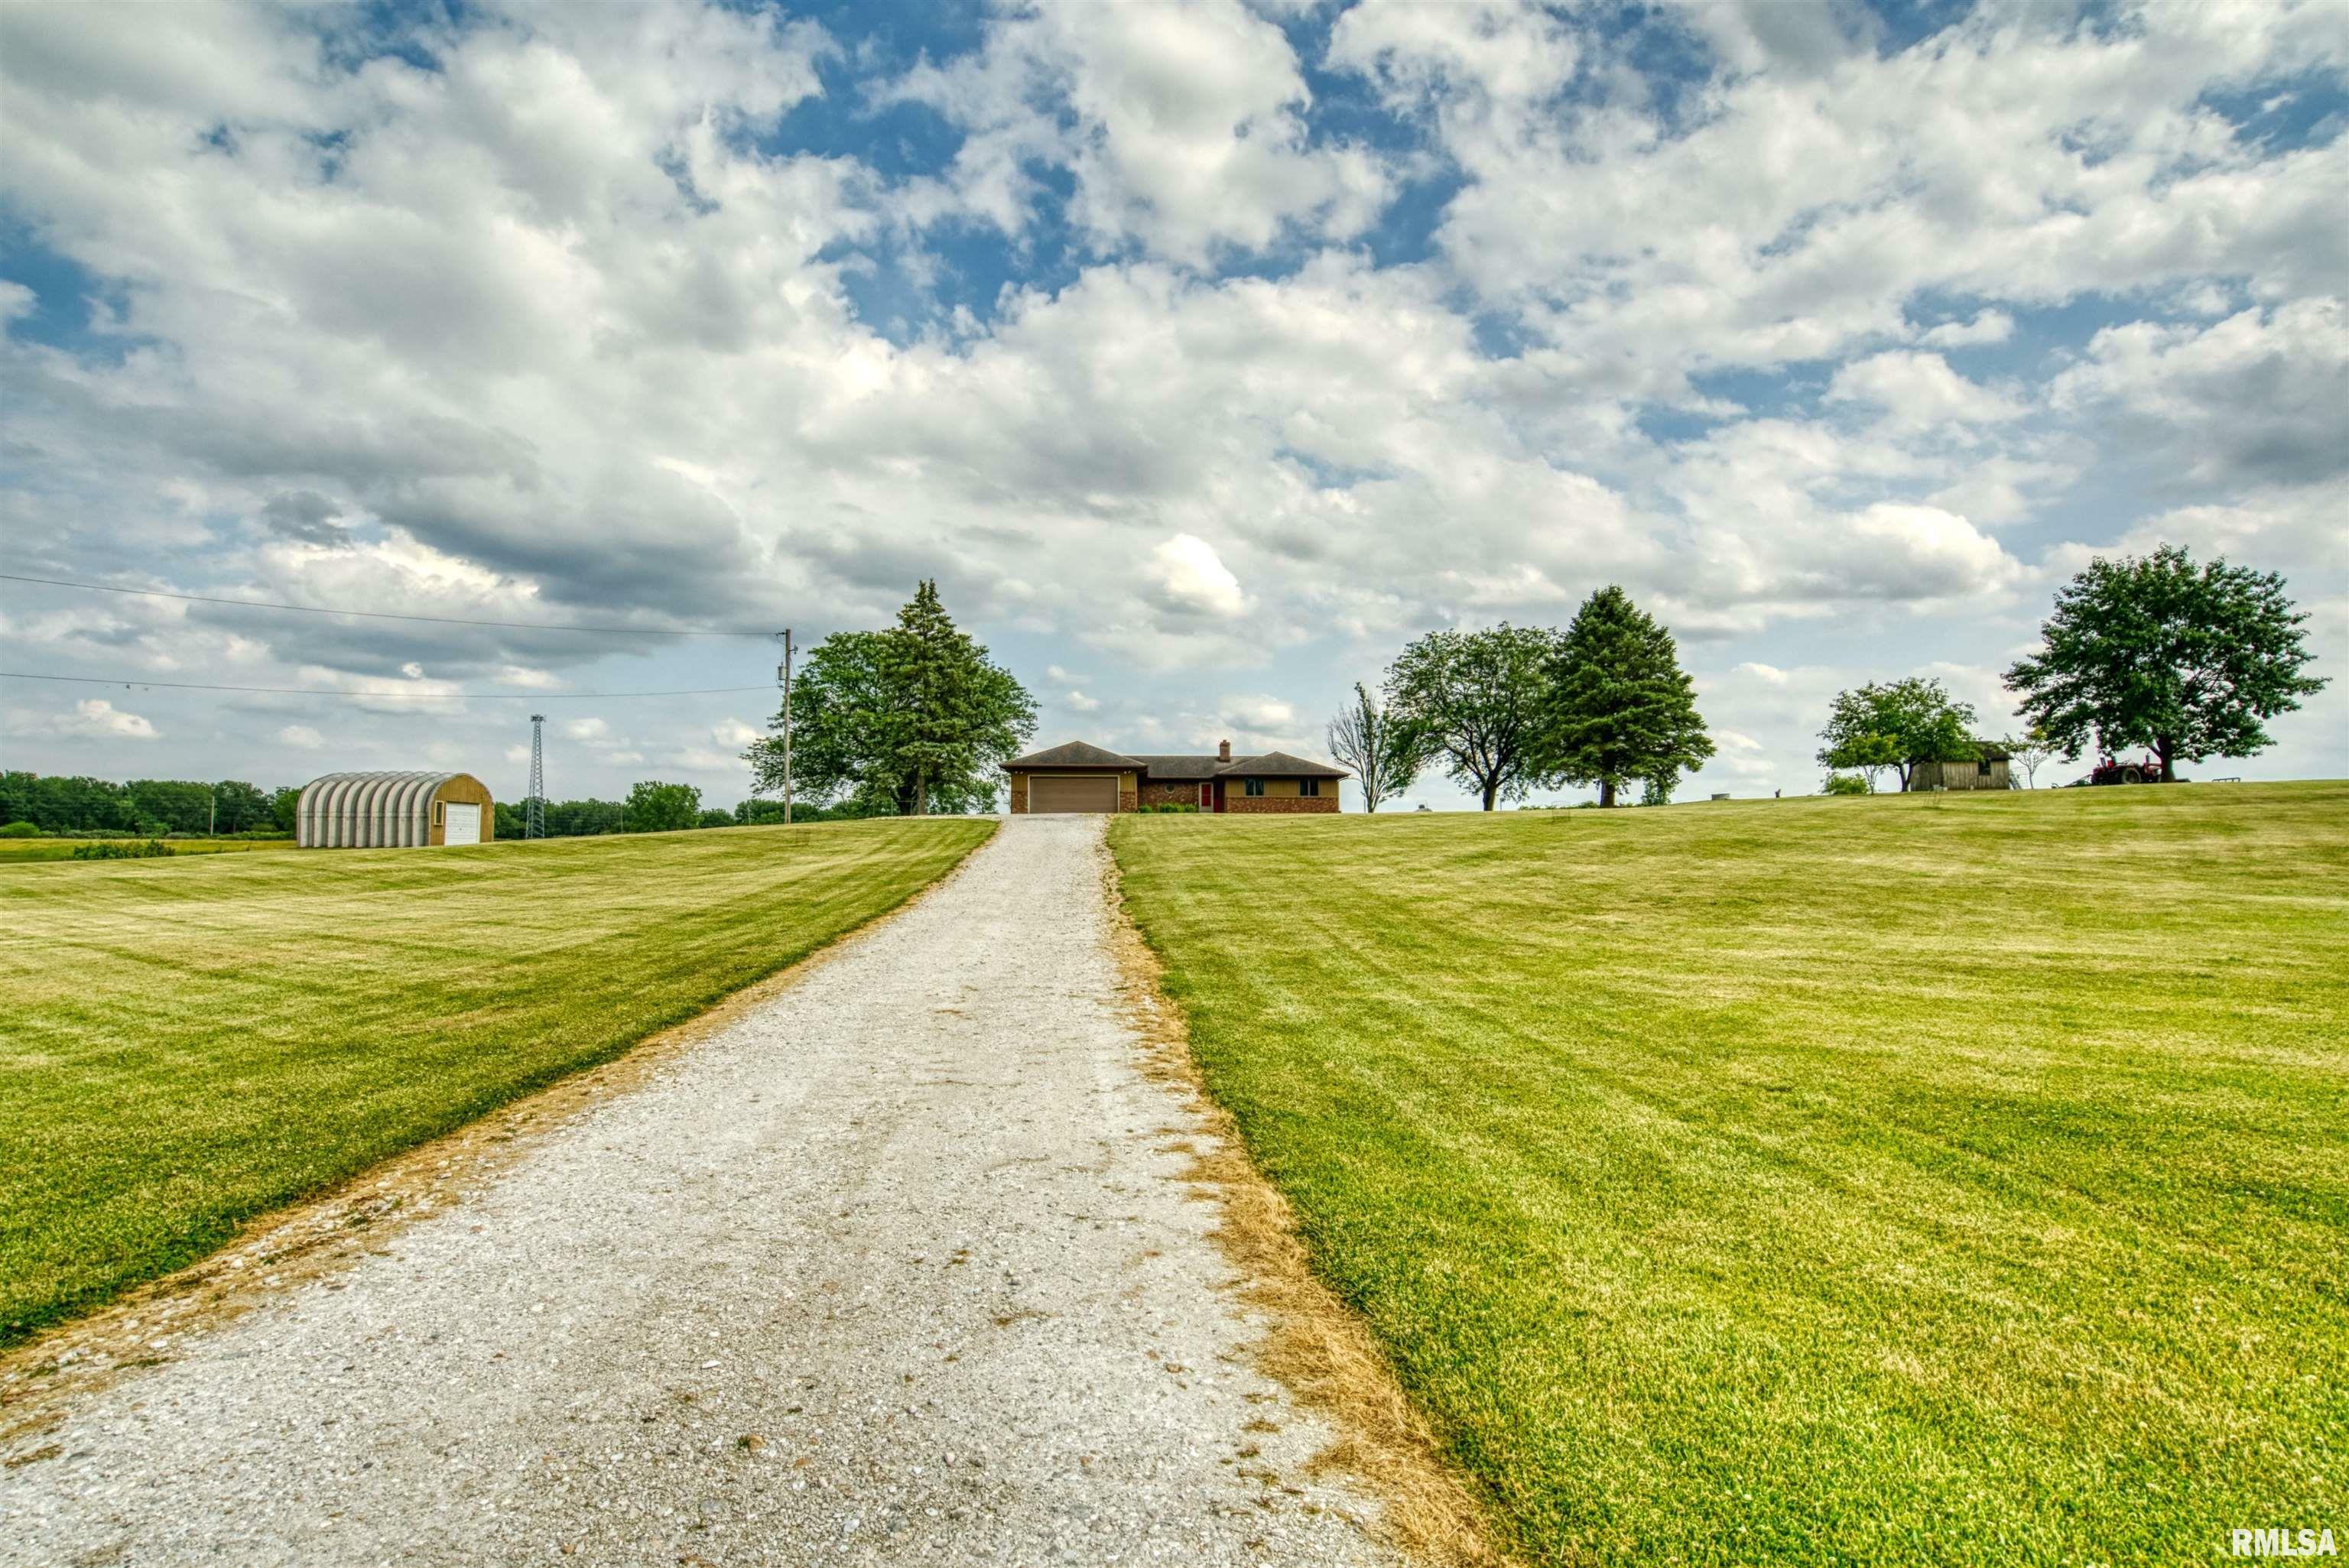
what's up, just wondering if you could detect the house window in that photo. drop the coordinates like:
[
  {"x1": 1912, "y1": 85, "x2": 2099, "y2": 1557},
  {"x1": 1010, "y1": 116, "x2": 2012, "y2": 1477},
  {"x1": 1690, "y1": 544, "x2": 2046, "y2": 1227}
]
[
  {"x1": 1978, "y1": 759, "x2": 1993, "y2": 776},
  {"x1": 1299, "y1": 778, "x2": 1320, "y2": 797},
  {"x1": 1244, "y1": 778, "x2": 1265, "y2": 797},
  {"x1": 433, "y1": 801, "x2": 445, "y2": 826}
]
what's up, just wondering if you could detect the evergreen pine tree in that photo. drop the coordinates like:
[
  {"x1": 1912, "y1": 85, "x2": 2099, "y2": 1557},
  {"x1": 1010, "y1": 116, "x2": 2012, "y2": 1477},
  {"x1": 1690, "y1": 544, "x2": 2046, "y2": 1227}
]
[
  {"x1": 1540, "y1": 586, "x2": 1714, "y2": 807},
  {"x1": 750, "y1": 583, "x2": 1036, "y2": 815},
  {"x1": 887, "y1": 579, "x2": 970, "y2": 817}
]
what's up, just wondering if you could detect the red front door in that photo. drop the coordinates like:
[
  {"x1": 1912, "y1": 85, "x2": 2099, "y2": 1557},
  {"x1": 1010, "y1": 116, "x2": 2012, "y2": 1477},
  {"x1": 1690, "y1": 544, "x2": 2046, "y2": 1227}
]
[{"x1": 1212, "y1": 779, "x2": 1226, "y2": 813}]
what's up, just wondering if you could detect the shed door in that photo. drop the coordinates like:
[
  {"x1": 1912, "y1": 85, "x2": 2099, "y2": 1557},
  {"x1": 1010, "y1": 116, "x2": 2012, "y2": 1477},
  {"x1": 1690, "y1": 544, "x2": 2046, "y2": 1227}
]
[
  {"x1": 443, "y1": 803, "x2": 481, "y2": 845},
  {"x1": 1029, "y1": 775, "x2": 1117, "y2": 814}
]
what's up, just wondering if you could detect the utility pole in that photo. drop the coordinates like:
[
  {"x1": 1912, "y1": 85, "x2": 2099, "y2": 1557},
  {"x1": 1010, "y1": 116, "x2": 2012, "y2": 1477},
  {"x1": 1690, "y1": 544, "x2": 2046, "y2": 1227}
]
[
  {"x1": 527, "y1": 714, "x2": 546, "y2": 839},
  {"x1": 776, "y1": 630, "x2": 794, "y2": 825}
]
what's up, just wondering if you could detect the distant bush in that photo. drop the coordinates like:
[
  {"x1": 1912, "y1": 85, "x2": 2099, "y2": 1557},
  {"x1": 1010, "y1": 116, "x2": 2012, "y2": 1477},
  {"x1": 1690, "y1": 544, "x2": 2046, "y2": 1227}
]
[
  {"x1": 1139, "y1": 802, "x2": 1200, "y2": 813},
  {"x1": 1822, "y1": 773, "x2": 1871, "y2": 797},
  {"x1": 0, "y1": 821, "x2": 37, "y2": 838},
  {"x1": 72, "y1": 839, "x2": 172, "y2": 860}
]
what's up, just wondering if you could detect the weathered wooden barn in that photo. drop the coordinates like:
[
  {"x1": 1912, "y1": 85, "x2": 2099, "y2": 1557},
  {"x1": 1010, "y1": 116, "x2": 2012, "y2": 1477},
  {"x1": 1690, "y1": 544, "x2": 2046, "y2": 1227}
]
[
  {"x1": 1908, "y1": 744, "x2": 2012, "y2": 792},
  {"x1": 296, "y1": 771, "x2": 495, "y2": 848}
]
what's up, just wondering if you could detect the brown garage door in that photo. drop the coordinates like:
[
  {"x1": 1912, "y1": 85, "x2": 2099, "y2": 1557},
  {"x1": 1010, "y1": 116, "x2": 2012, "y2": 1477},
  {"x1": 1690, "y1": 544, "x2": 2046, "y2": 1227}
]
[{"x1": 1029, "y1": 774, "x2": 1118, "y2": 813}]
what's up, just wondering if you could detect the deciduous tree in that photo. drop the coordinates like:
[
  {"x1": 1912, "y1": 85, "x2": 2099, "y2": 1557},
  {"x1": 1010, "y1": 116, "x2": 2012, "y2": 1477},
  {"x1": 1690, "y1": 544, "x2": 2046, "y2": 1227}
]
[
  {"x1": 1816, "y1": 679, "x2": 1979, "y2": 792},
  {"x1": 2004, "y1": 545, "x2": 2327, "y2": 782},
  {"x1": 1325, "y1": 682, "x2": 1430, "y2": 812},
  {"x1": 210, "y1": 780, "x2": 272, "y2": 833},
  {"x1": 1385, "y1": 625, "x2": 1562, "y2": 810},
  {"x1": 621, "y1": 780, "x2": 702, "y2": 833},
  {"x1": 746, "y1": 583, "x2": 1035, "y2": 815},
  {"x1": 2005, "y1": 726, "x2": 2057, "y2": 789},
  {"x1": 1537, "y1": 586, "x2": 1714, "y2": 808}
]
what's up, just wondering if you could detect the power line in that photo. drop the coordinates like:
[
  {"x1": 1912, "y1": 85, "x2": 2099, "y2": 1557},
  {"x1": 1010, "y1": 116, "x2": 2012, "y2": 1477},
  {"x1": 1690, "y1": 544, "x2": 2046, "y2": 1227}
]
[
  {"x1": 0, "y1": 671, "x2": 770, "y2": 701},
  {"x1": 0, "y1": 572, "x2": 773, "y2": 638}
]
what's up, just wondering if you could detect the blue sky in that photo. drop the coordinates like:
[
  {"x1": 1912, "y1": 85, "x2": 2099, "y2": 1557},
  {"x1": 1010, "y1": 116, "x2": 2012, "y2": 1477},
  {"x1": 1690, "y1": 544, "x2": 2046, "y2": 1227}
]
[{"x1": 2, "y1": 0, "x2": 2343, "y2": 807}]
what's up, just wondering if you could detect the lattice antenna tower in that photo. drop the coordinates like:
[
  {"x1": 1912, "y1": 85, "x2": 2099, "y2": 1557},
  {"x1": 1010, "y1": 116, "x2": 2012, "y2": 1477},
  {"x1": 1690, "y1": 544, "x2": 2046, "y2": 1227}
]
[{"x1": 526, "y1": 713, "x2": 546, "y2": 839}]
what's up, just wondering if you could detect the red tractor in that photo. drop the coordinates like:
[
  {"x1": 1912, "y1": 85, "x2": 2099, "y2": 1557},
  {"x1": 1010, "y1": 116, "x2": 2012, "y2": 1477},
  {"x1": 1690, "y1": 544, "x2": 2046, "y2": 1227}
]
[{"x1": 2084, "y1": 752, "x2": 2167, "y2": 785}]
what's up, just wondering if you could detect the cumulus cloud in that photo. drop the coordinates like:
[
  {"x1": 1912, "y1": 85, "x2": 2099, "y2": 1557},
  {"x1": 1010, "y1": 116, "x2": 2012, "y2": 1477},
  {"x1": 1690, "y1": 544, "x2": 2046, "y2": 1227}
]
[
  {"x1": 1918, "y1": 310, "x2": 2015, "y2": 348},
  {"x1": 2049, "y1": 300, "x2": 2349, "y2": 487},
  {"x1": 1826, "y1": 352, "x2": 2022, "y2": 431},
  {"x1": 277, "y1": 724, "x2": 325, "y2": 749},
  {"x1": 1145, "y1": 534, "x2": 1247, "y2": 619},
  {"x1": 895, "y1": 0, "x2": 1389, "y2": 264},
  {"x1": 58, "y1": 699, "x2": 158, "y2": 739},
  {"x1": 710, "y1": 718, "x2": 762, "y2": 747}
]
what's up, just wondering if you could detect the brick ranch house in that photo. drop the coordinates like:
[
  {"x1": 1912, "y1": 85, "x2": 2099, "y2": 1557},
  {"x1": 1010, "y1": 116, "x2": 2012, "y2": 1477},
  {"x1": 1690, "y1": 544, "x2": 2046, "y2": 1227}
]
[{"x1": 1002, "y1": 740, "x2": 1348, "y2": 814}]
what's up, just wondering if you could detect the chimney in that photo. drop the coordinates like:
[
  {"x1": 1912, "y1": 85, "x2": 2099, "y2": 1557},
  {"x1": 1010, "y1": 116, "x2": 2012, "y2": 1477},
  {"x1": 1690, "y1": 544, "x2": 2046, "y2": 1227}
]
[{"x1": 1217, "y1": 739, "x2": 1232, "y2": 762}]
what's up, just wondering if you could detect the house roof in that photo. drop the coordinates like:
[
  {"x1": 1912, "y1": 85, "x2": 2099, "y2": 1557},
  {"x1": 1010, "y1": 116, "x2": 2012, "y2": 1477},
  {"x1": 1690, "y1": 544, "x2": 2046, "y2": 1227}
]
[
  {"x1": 1000, "y1": 740, "x2": 1144, "y2": 771},
  {"x1": 1001, "y1": 740, "x2": 1351, "y2": 779},
  {"x1": 1124, "y1": 754, "x2": 1222, "y2": 779},
  {"x1": 1223, "y1": 749, "x2": 1349, "y2": 778}
]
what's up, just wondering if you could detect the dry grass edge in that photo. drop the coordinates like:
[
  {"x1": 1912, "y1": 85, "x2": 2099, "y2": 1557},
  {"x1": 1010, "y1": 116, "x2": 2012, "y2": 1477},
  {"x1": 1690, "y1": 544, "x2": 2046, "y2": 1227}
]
[{"x1": 1097, "y1": 833, "x2": 1511, "y2": 1568}]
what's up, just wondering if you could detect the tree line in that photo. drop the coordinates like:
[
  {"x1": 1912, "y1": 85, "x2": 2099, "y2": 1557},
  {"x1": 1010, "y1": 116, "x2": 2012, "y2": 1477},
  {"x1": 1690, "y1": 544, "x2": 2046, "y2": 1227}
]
[
  {"x1": 1, "y1": 774, "x2": 285, "y2": 836},
  {"x1": 0, "y1": 772, "x2": 880, "y2": 840},
  {"x1": 1328, "y1": 584, "x2": 1714, "y2": 810}
]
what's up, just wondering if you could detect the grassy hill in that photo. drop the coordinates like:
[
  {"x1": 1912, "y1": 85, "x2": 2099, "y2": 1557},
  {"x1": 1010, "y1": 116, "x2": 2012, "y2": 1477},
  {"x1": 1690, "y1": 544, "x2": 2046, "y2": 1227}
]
[
  {"x1": 1113, "y1": 783, "x2": 2348, "y2": 1567},
  {"x1": 0, "y1": 819, "x2": 992, "y2": 1344}
]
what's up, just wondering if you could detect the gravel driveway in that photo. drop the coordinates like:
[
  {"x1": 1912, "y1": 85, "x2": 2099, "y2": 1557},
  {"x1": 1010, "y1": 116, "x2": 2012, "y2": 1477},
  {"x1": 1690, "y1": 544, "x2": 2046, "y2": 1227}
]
[{"x1": 3, "y1": 816, "x2": 1402, "y2": 1567}]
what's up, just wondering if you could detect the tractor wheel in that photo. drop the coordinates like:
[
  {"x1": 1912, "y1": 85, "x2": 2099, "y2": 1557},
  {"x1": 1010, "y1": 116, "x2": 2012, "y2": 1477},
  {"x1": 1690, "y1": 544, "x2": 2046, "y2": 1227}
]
[{"x1": 2120, "y1": 765, "x2": 2146, "y2": 784}]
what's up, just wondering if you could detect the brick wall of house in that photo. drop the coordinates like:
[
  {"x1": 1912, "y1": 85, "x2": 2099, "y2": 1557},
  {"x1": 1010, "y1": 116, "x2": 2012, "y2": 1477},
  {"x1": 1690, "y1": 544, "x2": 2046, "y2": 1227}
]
[
  {"x1": 1008, "y1": 774, "x2": 1028, "y2": 814},
  {"x1": 1139, "y1": 781, "x2": 1207, "y2": 808},
  {"x1": 1119, "y1": 779, "x2": 1139, "y2": 812},
  {"x1": 1226, "y1": 794, "x2": 1339, "y2": 814}
]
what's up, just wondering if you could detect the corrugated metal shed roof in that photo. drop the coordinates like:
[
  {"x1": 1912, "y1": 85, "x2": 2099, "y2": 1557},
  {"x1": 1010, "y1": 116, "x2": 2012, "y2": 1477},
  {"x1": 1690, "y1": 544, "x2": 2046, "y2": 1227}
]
[{"x1": 297, "y1": 771, "x2": 466, "y2": 849}]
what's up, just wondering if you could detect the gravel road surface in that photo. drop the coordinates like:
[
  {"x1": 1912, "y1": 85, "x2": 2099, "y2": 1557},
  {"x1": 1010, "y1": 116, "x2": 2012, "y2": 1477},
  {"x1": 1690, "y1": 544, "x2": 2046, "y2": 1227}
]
[{"x1": 4, "y1": 816, "x2": 1402, "y2": 1567}]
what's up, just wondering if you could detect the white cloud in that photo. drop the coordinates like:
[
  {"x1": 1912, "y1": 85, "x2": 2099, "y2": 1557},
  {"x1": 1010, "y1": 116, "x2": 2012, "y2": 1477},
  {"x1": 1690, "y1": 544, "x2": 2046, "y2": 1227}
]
[
  {"x1": 277, "y1": 724, "x2": 325, "y2": 749},
  {"x1": 892, "y1": 0, "x2": 1389, "y2": 265},
  {"x1": 1064, "y1": 690, "x2": 1101, "y2": 713},
  {"x1": 62, "y1": 699, "x2": 159, "y2": 739},
  {"x1": 2048, "y1": 300, "x2": 2349, "y2": 487},
  {"x1": 710, "y1": 717, "x2": 761, "y2": 746},
  {"x1": 564, "y1": 717, "x2": 611, "y2": 741},
  {"x1": 1918, "y1": 310, "x2": 2015, "y2": 348},
  {"x1": 1826, "y1": 352, "x2": 2022, "y2": 430},
  {"x1": 1220, "y1": 693, "x2": 1297, "y2": 730},
  {"x1": 1145, "y1": 534, "x2": 1247, "y2": 619}
]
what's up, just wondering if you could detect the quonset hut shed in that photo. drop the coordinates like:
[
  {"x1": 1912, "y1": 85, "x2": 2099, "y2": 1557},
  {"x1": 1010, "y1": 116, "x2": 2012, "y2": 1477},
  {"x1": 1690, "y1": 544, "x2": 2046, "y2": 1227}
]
[{"x1": 296, "y1": 771, "x2": 495, "y2": 849}]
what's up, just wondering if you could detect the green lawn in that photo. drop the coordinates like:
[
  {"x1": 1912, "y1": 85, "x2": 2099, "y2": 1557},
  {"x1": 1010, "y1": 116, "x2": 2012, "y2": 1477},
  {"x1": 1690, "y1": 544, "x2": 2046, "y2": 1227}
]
[
  {"x1": 0, "y1": 819, "x2": 992, "y2": 1345},
  {"x1": 1111, "y1": 784, "x2": 2349, "y2": 1567}
]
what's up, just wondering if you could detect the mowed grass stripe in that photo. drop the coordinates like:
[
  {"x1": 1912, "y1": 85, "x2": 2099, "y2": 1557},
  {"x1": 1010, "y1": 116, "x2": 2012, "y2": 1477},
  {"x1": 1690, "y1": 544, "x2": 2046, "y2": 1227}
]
[
  {"x1": 0, "y1": 818, "x2": 993, "y2": 1344},
  {"x1": 1111, "y1": 784, "x2": 2347, "y2": 1566}
]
